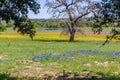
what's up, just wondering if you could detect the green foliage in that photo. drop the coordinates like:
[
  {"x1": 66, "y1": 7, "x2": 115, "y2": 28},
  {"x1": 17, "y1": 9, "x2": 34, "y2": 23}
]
[
  {"x1": 102, "y1": 0, "x2": 120, "y2": 41},
  {"x1": 14, "y1": 17, "x2": 36, "y2": 39},
  {"x1": 86, "y1": 21, "x2": 93, "y2": 27},
  {"x1": 59, "y1": 22, "x2": 67, "y2": 28},
  {"x1": 44, "y1": 19, "x2": 57, "y2": 28},
  {"x1": 0, "y1": 21, "x2": 7, "y2": 32},
  {"x1": 39, "y1": 22, "x2": 45, "y2": 27},
  {"x1": 0, "y1": 0, "x2": 40, "y2": 39},
  {"x1": 6, "y1": 21, "x2": 14, "y2": 27},
  {"x1": 38, "y1": 19, "x2": 68, "y2": 28},
  {"x1": 0, "y1": 25, "x2": 7, "y2": 32},
  {"x1": 32, "y1": 21, "x2": 39, "y2": 28},
  {"x1": 93, "y1": 0, "x2": 120, "y2": 42}
]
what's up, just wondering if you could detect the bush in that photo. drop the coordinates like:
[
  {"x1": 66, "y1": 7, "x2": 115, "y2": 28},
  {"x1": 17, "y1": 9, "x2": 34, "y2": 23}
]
[{"x1": 0, "y1": 25, "x2": 7, "y2": 32}]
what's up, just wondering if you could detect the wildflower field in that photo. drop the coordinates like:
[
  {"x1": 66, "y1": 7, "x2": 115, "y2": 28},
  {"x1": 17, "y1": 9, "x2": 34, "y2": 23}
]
[
  {"x1": 0, "y1": 28, "x2": 108, "y2": 41},
  {"x1": 0, "y1": 28, "x2": 120, "y2": 80}
]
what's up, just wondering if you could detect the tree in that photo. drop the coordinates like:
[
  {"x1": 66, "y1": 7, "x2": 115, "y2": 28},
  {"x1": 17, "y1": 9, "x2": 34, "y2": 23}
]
[
  {"x1": 0, "y1": 0, "x2": 40, "y2": 39},
  {"x1": 59, "y1": 21, "x2": 67, "y2": 28},
  {"x1": 0, "y1": 21, "x2": 7, "y2": 32},
  {"x1": 46, "y1": 0, "x2": 98, "y2": 41},
  {"x1": 32, "y1": 21, "x2": 39, "y2": 28},
  {"x1": 6, "y1": 21, "x2": 14, "y2": 28},
  {"x1": 44, "y1": 19, "x2": 58, "y2": 28},
  {"x1": 103, "y1": 0, "x2": 120, "y2": 41},
  {"x1": 93, "y1": 0, "x2": 120, "y2": 45}
]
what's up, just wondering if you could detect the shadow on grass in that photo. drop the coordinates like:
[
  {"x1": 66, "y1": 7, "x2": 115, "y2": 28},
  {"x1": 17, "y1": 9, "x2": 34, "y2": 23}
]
[
  {"x1": 34, "y1": 39, "x2": 69, "y2": 42},
  {"x1": 0, "y1": 72, "x2": 120, "y2": 80},
  {"x1": 55, "y1": 76, "x2": 120, "y2": 80},
  {"x1": 0, "y1": 73, "x2": 17, "y2": 80},
  {"x1": 42, "y1": 72, "x2": 120, "y2": 80},
  {"x1": 33, "y1": 39, "x2": 92, "y2": 43},
  {"x1": 0, "y1": 73, "x2": 40, "y2": 80}
]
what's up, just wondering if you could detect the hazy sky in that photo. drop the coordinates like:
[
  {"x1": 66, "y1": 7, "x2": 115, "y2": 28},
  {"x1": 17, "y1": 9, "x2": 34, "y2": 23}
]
[
  {"x1": 28, "y1": 0, "x2": 101, "y2": 19},
  {"x1": 28, "y1": 0, "x2": 51, "y2": 19}
]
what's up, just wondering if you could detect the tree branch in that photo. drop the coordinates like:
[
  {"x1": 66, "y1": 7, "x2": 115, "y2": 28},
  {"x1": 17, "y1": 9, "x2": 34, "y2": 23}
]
[{"x1": 74, "y1": 3, "x2": 98, "y2": 23}]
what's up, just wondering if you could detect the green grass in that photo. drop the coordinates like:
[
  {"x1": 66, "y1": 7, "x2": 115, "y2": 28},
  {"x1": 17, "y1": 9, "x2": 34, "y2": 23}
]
[
  {"x1": 0, "y1": 28, "x2": 120, "y2": 79},
  {"x1": 0, "y1": 38, "x2": 120, "y2": 79}
]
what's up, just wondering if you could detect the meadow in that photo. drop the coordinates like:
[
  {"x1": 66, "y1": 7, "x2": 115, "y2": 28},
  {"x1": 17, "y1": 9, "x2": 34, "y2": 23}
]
[{"x1": 0, "y1": 28, "x2": 120, "y2": 80}]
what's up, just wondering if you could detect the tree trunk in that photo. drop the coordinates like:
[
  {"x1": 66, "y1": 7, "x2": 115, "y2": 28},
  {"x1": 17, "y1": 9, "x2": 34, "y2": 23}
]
[{"x1": 69, "y1": 28, "x2": 76, "y2": 42}]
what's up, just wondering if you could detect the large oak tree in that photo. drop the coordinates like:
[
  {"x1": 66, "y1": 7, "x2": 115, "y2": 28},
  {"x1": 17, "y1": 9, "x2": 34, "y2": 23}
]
[
  {"x1": 46, "y1": 0, "x2": 98, "y2": 41},
  {"x1": 0, "y1": 0, "x2": 40, "y2": 39}
]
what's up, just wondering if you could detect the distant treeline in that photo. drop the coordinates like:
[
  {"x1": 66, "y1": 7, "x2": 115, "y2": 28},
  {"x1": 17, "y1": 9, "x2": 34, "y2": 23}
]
[
  {"x1": 0, "y1": 18, "x2": 110, "y2": 32},
  {"x1": 30, "y1": 18, "x2": 95, "y2": 28}
]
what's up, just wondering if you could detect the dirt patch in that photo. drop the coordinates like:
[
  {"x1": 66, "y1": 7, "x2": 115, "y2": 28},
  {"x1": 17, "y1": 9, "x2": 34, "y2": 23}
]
[
  {"x1": 40, "y1": 71, "x2": 103, "y2": 79},
  {"x1": 94, "y1": 61, "x2": 113, "y2": 67},
  {"x1": 49, "y1": 62, "x2": 61, "y2": 66},
  {"x1": 84, "y1": 63, "x2": 92, "y2": 67},
  {"x1": 0, "y1": 56, "x2": 3, "y2": 60},
  {"x1": 0, "y1": 55, "x2": 7, "y2": 60},
  {"x1": 10, "y1": 71, "x2": 39, "y2": 77},
  {"x1": 40, "y1": 72, "x2": 57, "y2": 79},
  {"x1": 113, "y1": 72, "x2": 119, "y2": 76},
  {"x1": 9, "y1": 70, "x2": 120, "y2": 79},
  {"x1": 20, "y1": 60, "x2": 43, "y2": 67}
]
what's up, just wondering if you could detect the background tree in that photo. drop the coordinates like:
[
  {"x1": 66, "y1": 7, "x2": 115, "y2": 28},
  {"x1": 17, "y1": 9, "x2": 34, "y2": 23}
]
[
  {"x1": 93, "y1": 0, "x2": 120, "y2": 45},
  {"x1": 6, "y1": 21, "x2": 14, "y2": 28},
  {"x1": 59, "y1": 21, "x2": 67, "y2": 28},
  {"x1": 46, "y1": 0, "x2": 98, "y2": 41},
  {"x1": 32, "y1": 21, "x2": 39, "y2": 28},
  {"x1": 0, "y1": 21, "x2": 7, "y2": 32},
  {"x1": 0, "y1": 0, "x2": 40, "y2": 39},
  {"x1": 44, "y1": 19, "x2": 58, "y2": 28}
]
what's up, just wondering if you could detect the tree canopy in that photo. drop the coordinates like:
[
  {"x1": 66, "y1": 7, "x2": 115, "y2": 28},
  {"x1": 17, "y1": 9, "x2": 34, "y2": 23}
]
[
  {"x1": 93, "y1": 0, "x2": 120, "y2": 44},
  {"x1": 0, "y1": 0, "x2": 40, "y2": 39}
]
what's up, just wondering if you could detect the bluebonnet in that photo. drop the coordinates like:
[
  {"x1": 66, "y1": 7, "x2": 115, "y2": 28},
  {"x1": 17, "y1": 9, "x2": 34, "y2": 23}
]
[
  {"x1": 32, "y1": 50, "x2": 120, "y2": 61},
  {"x1": 112, "y1": 52, "x2": 120, "y2": 56},
  {"x1": 32, "y1": 53, "x2": 53, "y2": 61}
]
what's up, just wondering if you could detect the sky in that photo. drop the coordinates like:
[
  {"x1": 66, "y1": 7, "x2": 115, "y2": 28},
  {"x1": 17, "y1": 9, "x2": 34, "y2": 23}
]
[
  {"x1": 28, "y1": 0, "x2": 52, "y2": 19},
  {"x1": 28, "y1": 0, "x2": 101, "y2": 19}
]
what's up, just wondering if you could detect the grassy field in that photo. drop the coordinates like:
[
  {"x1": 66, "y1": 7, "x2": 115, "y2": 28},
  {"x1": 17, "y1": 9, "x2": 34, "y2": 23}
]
[{"x1": 0, "y1": 28, "x2": 120, "y2": 80}]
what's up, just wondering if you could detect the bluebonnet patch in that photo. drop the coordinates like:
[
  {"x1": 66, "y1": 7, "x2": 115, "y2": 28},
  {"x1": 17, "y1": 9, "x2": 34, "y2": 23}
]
[{"x1": 32, "y1": 50, "x2": 120, "y2": 61}]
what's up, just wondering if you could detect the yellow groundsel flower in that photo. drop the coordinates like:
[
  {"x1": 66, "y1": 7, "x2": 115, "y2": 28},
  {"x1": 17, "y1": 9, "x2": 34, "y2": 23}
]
[{"x1": 0, "y1": 31, "x2": 117, "y2": 41}]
